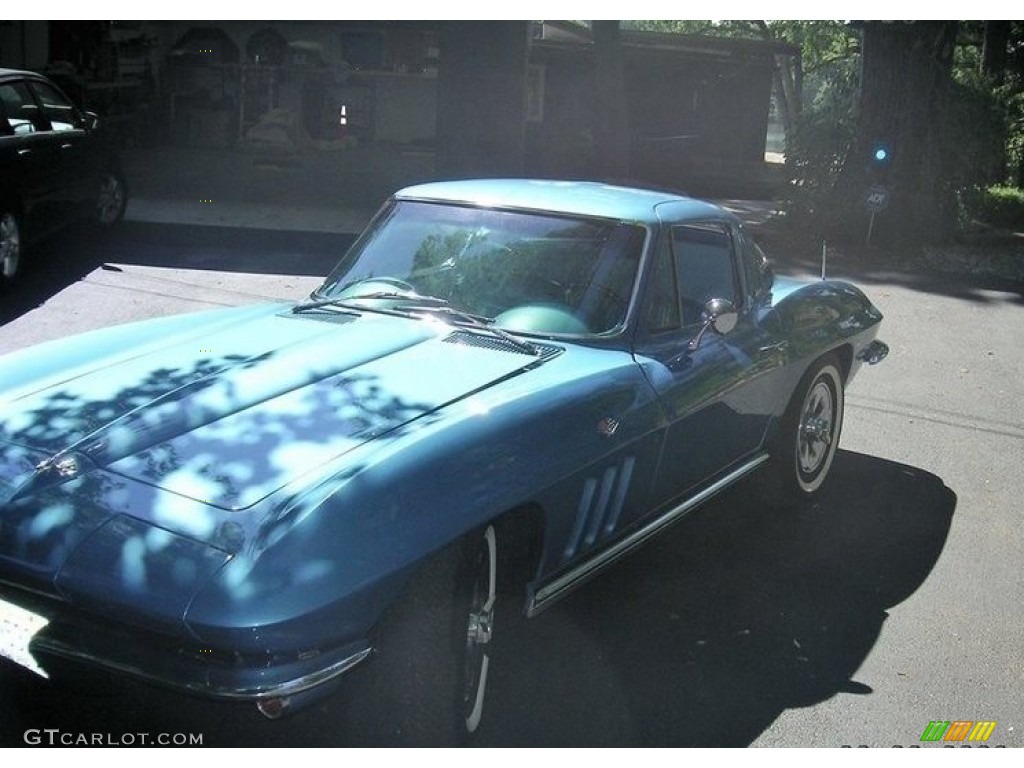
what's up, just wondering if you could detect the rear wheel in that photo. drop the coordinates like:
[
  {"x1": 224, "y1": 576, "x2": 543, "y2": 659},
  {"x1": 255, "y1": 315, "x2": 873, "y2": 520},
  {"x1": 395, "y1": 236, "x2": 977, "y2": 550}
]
[
  {"x1": 95, "y1": 170, "x2": 127, "y2": 226},
  {"x1": 0, "y1": 210, "x2": 22, "y2": 287},
  {"x1": 766, "y1": 354, "x2": 845, "y2": 502}
]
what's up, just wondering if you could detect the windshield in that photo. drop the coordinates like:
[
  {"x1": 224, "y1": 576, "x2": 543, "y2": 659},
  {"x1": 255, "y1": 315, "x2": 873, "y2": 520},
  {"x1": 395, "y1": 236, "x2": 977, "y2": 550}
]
[{"x1": 318, "y1": 201, "x2": 646, "y2": 336}]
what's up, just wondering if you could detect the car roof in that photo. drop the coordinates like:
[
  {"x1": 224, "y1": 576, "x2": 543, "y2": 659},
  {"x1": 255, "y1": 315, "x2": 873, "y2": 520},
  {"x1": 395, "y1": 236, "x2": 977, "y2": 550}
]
[
  {"x1": 394, "y1": 179, "x2": 727, "y2": 226},
  {"x1": 0, "y1": 68, "x2": 42, "y2": 79},
  {"x1": 0, "y1": 68, "x2": 51, "y2": 88}
]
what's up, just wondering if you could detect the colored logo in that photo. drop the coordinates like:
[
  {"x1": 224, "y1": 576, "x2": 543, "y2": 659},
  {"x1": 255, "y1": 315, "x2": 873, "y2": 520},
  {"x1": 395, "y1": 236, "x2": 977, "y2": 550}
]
[{"x1": 920, "y1": 721, "x2": 997, "y2": 743}]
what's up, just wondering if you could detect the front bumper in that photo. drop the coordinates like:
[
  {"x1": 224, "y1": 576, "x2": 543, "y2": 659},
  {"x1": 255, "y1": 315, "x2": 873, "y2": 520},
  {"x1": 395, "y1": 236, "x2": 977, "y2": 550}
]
[{"x1": 0, "y1": 583, "x2": 370, "y2": 709}]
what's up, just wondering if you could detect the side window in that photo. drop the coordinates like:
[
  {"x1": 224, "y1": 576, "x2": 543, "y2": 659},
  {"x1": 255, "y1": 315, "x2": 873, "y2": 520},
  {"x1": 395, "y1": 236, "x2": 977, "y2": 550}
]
[
  {"x1": 26, "y1": 80, "x2": 81, "y2": 131},
  {"x1": 0, "y1": 81, "x2": 45, "y2": 134},
  {"x1": 670, "y1": 222, "x2": 739, "y2": 326},
  {"x1": 739, "y1": 229, "x2": 771, "y2": 302},
  {"x1": 642, "y1": 234, "x2": 682, "y2": 332}
]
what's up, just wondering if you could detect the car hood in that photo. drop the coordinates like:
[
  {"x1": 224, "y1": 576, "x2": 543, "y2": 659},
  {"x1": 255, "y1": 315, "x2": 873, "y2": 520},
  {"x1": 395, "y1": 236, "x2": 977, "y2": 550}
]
[{"x1": 0, "y1": 305, "x2": 549, "y2": 511}]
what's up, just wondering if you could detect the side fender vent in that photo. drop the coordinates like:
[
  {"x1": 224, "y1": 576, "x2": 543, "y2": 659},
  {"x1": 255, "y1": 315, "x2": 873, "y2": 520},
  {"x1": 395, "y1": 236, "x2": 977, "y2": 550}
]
[{"x1": 563, "y1": 456, "x2": 636, "y2": 561}]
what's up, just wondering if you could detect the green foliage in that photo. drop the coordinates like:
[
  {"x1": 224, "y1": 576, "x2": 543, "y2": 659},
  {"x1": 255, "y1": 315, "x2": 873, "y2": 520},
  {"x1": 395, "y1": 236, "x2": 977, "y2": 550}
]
[
  {"x1": 960, "y1": 184, "x2": 1024, "y2": 228},
  {"x1": 624, "y1": 20, "x2": 1024, "y2": 241},
  {"x1": 778, "y1": 23, "x2": 861, "y2": 230},
  {"x1": 765, "y1": 20, "x2": 859, "y2": 75}
]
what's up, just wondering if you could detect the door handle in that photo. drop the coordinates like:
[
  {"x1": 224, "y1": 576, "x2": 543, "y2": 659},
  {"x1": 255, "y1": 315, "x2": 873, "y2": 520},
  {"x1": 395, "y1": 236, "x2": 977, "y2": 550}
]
[
  {"x1": 61, "y1": 143, "x2": 74, "y2": 150},
  {"x1": 17, "y1": 148, "x2": 32, "y2": 156},
  {"x1": 757, "y1": 341, "x2": 788, "y2": 355}
]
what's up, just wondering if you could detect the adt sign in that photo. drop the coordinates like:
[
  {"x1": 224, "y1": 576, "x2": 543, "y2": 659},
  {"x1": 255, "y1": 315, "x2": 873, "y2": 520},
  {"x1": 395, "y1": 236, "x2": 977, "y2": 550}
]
[{"x1": 865, "y1": 185, "x2": 890, "y2": 214}]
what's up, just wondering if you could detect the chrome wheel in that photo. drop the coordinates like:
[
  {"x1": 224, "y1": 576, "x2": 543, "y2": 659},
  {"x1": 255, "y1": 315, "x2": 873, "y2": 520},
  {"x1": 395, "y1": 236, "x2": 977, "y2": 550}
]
[
  {"x1": 96, "y1": 173, "x2": 126, "y2": 225},
  {"x1": 463, "y1": 525, "x2": 496, "y2": 734},
  {"x1": 1, "y1": 212, "x2": 21, "y2": 281},
  {"x1": 793, "y1": 362, "x2": 843, "y2": 494},
  {"x1": 798, "y1": 381, "x2": 834, "y2": 474}
]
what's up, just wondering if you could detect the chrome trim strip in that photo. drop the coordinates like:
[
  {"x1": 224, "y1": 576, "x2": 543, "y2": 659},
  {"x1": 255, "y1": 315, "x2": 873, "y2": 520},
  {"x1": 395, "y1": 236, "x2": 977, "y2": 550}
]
[
  {"x1": 36, "y1": 638, "x2": 372, "y2": 701},
  {"x1": 529, "y1": 453, "x2": 770, "y2": 617},
  {"x1": 249, "y1": 647, "x2": 373, "y2": 700}
]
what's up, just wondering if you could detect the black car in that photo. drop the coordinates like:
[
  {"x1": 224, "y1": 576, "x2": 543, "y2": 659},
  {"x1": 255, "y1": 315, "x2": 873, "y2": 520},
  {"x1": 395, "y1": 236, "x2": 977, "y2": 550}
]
[{"x1": 0, "y1": 68, "x2": 127, "y2": 286}]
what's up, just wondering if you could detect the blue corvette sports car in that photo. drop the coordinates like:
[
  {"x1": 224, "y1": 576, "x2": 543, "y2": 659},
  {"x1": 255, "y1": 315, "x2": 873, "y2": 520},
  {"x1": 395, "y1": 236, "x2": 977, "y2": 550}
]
[{"x1": 0, "y1": 180, "x2": 887, "y2": 743}]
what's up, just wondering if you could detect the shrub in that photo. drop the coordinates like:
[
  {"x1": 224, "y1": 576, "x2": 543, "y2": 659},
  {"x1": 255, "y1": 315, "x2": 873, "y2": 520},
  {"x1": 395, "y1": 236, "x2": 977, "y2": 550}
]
[{"x1": 961, "y1": 185, "x2": 1024, "y2": 229}]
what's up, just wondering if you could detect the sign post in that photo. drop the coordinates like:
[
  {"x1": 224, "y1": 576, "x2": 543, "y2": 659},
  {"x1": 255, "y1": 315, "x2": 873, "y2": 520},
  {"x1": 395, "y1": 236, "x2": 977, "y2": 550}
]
[{"x1": 864, "y1": 185, "x2": 889, "y2": 247}]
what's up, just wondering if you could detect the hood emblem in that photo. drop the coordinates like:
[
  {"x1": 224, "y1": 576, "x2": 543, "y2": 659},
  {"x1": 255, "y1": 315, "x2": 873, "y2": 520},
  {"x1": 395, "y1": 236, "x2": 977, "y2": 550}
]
[
  {"x1": 596, "y1": 417, "x2": 620, "y2": 437},
  {"x1": 35, "y1": 454, "x2": 82, "y2": 480}
]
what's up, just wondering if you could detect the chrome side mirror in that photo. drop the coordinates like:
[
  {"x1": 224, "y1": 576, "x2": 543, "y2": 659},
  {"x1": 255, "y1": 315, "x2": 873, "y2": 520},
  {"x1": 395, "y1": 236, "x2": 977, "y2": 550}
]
[
  {"x1": 687, "y1": 297, "x2": 738, "y2": 351},
  {"x1": 83, "y1": 111, "x2": 99, "y2": 130}
]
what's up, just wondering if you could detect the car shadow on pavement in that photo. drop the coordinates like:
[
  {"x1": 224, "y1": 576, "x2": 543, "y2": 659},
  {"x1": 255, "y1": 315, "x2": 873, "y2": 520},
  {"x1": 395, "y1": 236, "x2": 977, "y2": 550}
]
[
  {"x1": 0, "y1": 450, "x2": 955, "y2": 747},
  {"x1": 478, "y1": 449, "x2": 956, "y2": 746}
]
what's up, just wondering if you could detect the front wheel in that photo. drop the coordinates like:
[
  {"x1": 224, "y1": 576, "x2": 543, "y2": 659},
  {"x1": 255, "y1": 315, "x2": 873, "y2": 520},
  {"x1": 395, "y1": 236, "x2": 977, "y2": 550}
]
[
  {"x1": 462, "y1": 525, "x2": 497, "y2": 734},
  {"x1": 345, "y1": 524, "x2": 499, "y2": 745},
  {"x1": 766, "y1": 354, "x2": 845, "y2": 502}
]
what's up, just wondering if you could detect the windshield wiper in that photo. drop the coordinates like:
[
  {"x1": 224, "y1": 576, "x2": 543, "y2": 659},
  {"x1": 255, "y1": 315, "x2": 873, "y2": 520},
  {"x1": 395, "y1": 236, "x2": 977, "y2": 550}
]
[
  {"x1": 291, "y1": 296, "x2": 362, "y2": 314},
  {"x1": 294, "y1": 290, "x2": 444, "y2": 313}
]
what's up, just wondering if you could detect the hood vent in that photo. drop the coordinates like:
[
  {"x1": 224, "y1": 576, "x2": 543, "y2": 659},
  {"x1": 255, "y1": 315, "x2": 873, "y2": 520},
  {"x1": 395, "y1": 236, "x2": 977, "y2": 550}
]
[
  {"x1": 280, "y1": 309, "x2": 357, "y2": 326},
  {"x1": 443, "y1": 330, "x2": 560, "y2": 359}
]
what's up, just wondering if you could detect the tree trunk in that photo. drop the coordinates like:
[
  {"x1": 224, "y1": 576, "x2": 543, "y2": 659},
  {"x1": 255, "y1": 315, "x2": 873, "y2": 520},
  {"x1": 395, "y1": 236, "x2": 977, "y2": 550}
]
[
  {"x1": 753, "y1": 21, "x2": 801, "y2": 140},
  {"x1": 981, "y1": 21, "x2": 1011, "y2": 182},
  {"x1": 839, "y1": 21, "x2": 959, "y2": 244},
  {"x1": 591, "y1": 21, "x2": 631, "y2": 179},
  {"x1": 981, "y1": 21, "x2": 1010, "y2": 84}
]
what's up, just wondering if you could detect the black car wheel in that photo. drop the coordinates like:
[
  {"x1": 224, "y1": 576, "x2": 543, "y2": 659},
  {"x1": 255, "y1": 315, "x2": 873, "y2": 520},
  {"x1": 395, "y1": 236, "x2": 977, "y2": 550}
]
[
  {"x1": 768, "y1": 353, "x2": 845, "y2": 502},
  {"x1": 345, "y1": 524, "x2": 499, "y2": 745},
  {"x1": 95, "y1": 171, "x2": 127, "y2": 226},
  {"x1": 0, "y1": 210, "x2": 22, "y2": 285}
]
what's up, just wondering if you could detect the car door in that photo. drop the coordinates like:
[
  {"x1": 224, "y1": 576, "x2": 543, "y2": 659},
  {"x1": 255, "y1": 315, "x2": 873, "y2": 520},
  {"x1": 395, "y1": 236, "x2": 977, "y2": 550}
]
[
  {"x1": 24, "y1": 78, "x2": 93, "y2": 222},
  {"x1": 0, "y1": 78, "x2": 65, "y2": 241},
  {"x1": 633, "y1": 216, "x2": 784, "y2": 510}
]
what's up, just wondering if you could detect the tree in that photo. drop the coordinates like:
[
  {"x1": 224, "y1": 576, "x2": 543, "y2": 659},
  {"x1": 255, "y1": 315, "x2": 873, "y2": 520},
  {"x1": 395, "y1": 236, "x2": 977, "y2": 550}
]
[
  {"x1": 827, "y1": 22, "x2": 960, "y2": 242},
  {"x1": 981, "y1": 21, "x2": 1011, "y2": 83},
  {"x1": 626, "y1": 20, "x2": 1024, "y2": 241}
]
